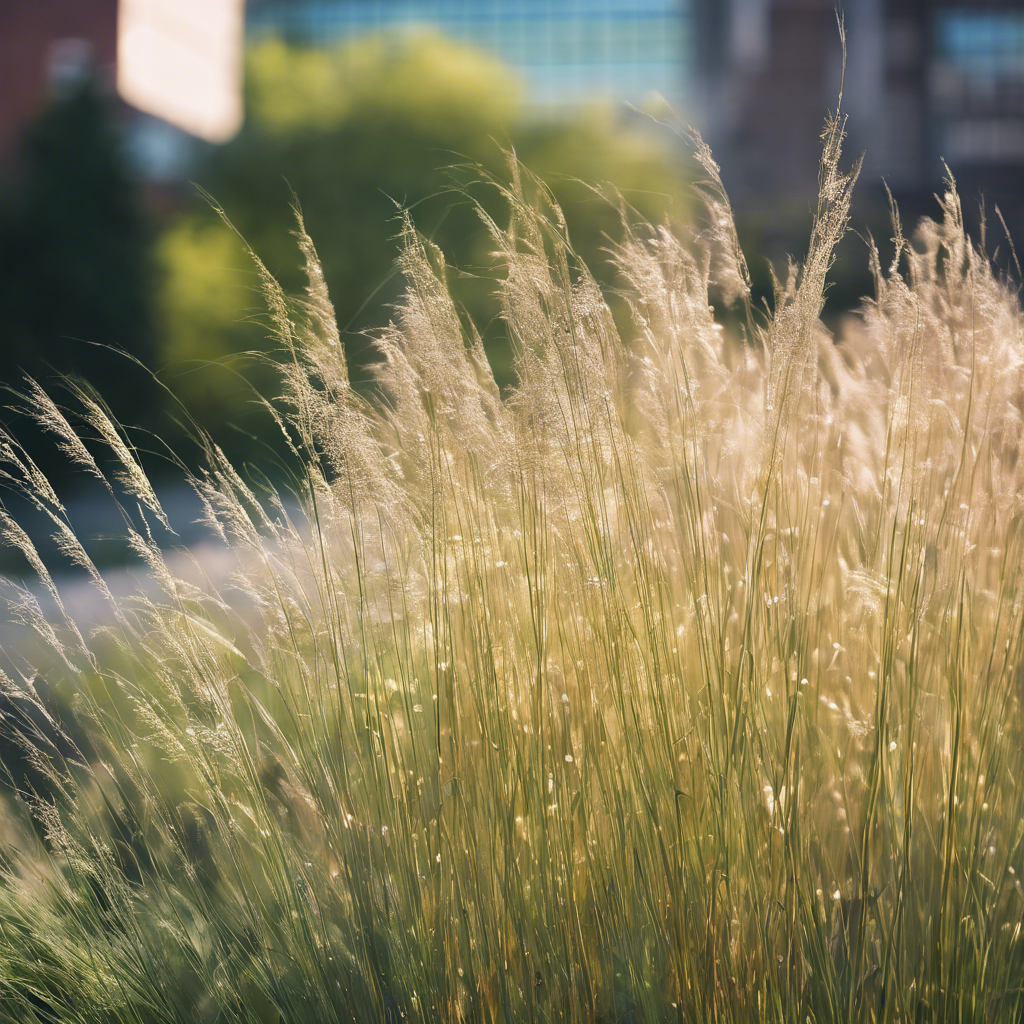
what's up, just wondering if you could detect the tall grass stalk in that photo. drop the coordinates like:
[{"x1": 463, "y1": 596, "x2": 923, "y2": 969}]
[{"x1": 2, "y1": 113, "x2": 1024, "y2": 1024}]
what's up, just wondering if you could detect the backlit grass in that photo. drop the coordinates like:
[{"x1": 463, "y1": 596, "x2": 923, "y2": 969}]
[{"x1": 1, "y1": 112, "x2": 1023, "y2": 1023}]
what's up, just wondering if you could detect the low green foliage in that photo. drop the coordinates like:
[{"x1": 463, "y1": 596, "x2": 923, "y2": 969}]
[{"x1": 2, "y1": 108, "x2": 1024, "y2": 1024}]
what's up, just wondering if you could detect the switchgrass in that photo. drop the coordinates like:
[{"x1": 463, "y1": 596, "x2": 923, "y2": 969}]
[{"x1": 2, "y1": 112, "x2": 1024, "y2": 1024}]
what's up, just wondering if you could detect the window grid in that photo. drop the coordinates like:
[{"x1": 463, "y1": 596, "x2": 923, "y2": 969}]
[
  {"x1": 249, "y1": 0, "x2": 690, "y2": 105},
  {"x1": 934, "y1": 10, "x2": 1024, "y2": 115}
]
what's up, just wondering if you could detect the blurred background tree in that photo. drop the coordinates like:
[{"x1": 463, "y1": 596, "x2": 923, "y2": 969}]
[
  {"x1": 158, "y1": 30, "x2": 685, "y2": 458},
  {"x1": 0, "y1": 77, "x2": 155, "y2": 420}
]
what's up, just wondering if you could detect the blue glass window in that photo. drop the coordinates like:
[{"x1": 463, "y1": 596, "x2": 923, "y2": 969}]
[{"x1": 248, "y1": 0, "x2": 691, "y2": 106}]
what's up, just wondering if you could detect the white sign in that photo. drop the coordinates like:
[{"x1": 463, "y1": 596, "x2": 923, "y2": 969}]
[{"x1": 118, "y1": 0, "x2": 245, "y2": 143}]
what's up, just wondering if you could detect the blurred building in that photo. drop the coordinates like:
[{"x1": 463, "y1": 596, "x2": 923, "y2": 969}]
[
  {"x1": 0, "y1": 0, "x2": 118, "y2": 159},
  {"x1": 694, "y1": 0, "x2": 1024, "y2": 217},
  {"x1": 118, "y1": 0, "x2": 246, "y2": 144},
  {"x1": 247, "y1": 0, "x2": 692, "y2": 109},
  {"x1": 927, "y1": 4, "x2": 1024, "y2": 181}
]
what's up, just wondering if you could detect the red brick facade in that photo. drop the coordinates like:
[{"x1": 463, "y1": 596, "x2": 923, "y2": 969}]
[{"x1": 0, "y1": 0, "x2": 118, "y2": 158}]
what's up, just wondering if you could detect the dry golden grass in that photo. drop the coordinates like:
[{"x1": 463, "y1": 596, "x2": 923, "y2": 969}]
[{"x1": 1, "y1": 113, "x2": 1023, "y2": 1023}]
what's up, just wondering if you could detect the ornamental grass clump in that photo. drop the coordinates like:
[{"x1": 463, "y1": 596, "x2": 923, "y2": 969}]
[{"x1": 1, "y1": 110, "x2": 1024, "y2": 1024}]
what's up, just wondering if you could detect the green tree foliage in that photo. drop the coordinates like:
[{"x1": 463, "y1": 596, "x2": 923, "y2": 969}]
[{"x1": 159, "y1": 30, "x2": 685, "y2": 440}]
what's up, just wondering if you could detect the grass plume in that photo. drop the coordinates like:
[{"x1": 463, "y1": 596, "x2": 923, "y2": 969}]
[{"x1": 1, "y1": 118, "x2": 1024, "y2": 1024}]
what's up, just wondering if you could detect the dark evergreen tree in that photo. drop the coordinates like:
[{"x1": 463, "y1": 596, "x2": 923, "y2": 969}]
[{"x1": 0, "y1": 78, "x2": 155, "y2": 419}]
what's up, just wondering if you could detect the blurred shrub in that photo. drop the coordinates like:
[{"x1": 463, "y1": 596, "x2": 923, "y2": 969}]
[{"x1": 159, "y1": 30, "x2": 685, "y2": 447}]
